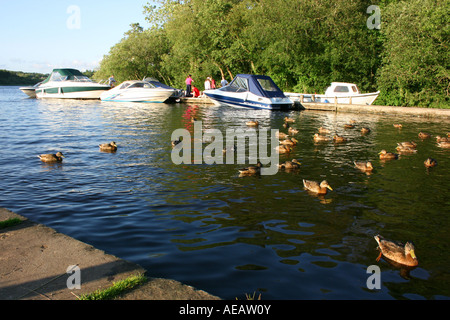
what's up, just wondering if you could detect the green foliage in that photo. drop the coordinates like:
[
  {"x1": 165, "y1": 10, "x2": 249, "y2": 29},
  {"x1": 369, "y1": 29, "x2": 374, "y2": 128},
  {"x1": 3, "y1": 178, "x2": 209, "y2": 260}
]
[
  {"x1": 0, "y1": 218, "x2": 23, "y2": 229},
  {"x1": 0, "y1": 70, "x2": 47, "y2": 85},
  {"x1": 78, "y1": 274, "x2": 147, "y2": 300},
  {"x1": 93, "y1": 0, "x2": 448, "y2": 107}
]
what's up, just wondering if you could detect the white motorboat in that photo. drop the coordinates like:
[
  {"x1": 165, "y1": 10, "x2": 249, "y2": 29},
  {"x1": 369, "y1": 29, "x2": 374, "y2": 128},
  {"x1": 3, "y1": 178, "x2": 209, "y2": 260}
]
[
  {"x1": 35, "y1": 68, "x2": 111, "y2": 99},
  {"x1": 100, "y1": 80, "x2": 176, "y2": 103},
  {"x1": 204, "y1": 74, "x2": 293, "y2": 110},
  {"x1": 19, "y1": 81, "x2": 42, "y2": 98},
  {"x1": 285, "y1": 82, "x2": 380, "y2": 105}
]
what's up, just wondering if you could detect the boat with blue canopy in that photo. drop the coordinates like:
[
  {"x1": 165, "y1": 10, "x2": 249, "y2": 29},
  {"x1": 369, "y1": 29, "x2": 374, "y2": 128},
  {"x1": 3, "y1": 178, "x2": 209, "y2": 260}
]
[{"x1": 204, "y1": 74, "x2": 293, "y2": 110}]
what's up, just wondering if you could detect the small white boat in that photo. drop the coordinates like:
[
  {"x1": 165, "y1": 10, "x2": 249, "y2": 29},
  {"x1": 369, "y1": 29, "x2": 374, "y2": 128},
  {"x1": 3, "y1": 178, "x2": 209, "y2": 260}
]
[
  {"x1": 286, "y1": 82, "x2": 380, "y2": 105},
  {"x1": 100, "y1": 80, "x2": 176, "y2": 103},
  {"x1": 19, "y1": 82, "x2": 42, "y2": 98},
  {"x1": 204, "y1": 74, "x2": 293, "y2": 110},
  {"x1": 35, "y1": 68, "x2": 111, "y2": 99}
]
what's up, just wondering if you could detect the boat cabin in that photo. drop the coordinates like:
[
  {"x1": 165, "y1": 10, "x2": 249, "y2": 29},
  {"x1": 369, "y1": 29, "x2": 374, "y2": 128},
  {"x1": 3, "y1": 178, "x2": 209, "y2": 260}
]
[{"x1": 324, "y1": 82, "x2": 361, "y2": 96}]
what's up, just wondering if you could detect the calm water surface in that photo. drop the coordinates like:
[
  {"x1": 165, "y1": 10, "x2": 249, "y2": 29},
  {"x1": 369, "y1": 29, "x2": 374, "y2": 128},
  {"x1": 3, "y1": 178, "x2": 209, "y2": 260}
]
[{"x1": 1, "y1": 86, "x2": 449, "y2": 299}]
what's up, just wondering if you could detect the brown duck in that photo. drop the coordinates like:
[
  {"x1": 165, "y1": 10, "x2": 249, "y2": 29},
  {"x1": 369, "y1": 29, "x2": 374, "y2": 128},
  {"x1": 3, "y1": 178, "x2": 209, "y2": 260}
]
[
  {"x1": 303, "y1": 179, "x2": 333, "y2": 195},
  {"x1": 418, "y1": 132, "x2": 431, "y2": 139},
  {"x1": 354, "y1": 161, "x2": 374, "y2": 172},
  {"x1": 333, "y1": 134, "x2": 347, "y2": 143},
  {"x1": 424, "y1": 158, "x2": 438, "y2": 168},
  {"x1": 379, "y1": 150, "x2": 398, "y2": 160},
  {"x1": 99, "y1": 141, "x2": 118, "y2": 152},
  {"x1": 314, "y1": 133, "x2": 329, "y2": 142},
  {"x1": 374, "y1": 235, "x2": 418, "y2": 267},
  {"x1": 279, "y1": 159, "x2": 301, "y2": 170},
  {"x1": 38, "y1": 152, "x2": 65, "y2": 163},
  {"x1": 238, "y1": 162, "x2": 262, "y2": 175}
]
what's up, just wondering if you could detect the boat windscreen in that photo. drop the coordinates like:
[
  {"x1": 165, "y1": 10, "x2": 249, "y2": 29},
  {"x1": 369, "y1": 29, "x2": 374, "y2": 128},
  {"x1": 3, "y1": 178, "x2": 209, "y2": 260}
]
[{"x1": 229, "y1": 77, "x2": 249, "y2": 92}]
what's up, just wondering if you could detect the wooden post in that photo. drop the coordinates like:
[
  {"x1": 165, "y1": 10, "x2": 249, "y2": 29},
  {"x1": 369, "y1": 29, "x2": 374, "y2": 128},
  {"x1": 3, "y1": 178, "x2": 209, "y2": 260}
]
[{"x1": 349, "y1": 96, "x2": 352, "y2": 105}]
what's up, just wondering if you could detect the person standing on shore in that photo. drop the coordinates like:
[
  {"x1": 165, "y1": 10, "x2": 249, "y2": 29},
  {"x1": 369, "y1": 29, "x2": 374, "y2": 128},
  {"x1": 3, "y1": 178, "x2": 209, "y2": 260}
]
[
  {"x1": 220, "y1": 76, "x2": 228, "y2": 87},
  {"x1": 185, "y1": 75, "x2": 193, "y2": 97},
  {"x1": 108, "y1": 75, "x2": 116, "y2": 87}
]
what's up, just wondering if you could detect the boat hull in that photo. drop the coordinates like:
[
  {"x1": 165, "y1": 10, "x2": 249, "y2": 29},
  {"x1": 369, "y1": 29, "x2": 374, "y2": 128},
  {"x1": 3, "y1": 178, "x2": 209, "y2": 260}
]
[
  {"x1": 205, "y1": 91, "x2": 293, "y2": 110},
  {"x1": 100, "y1": 88, "x2": 175, "y2": 103},
  {"x1": 19, "y1": 87, "x2": 37, "y2": 98},
  {"x1": 36, "y1": 85, "x2": 110, "y2": 100},
  {"x1": 286, "y1": 91, "x2": 380, "y2": 106}
]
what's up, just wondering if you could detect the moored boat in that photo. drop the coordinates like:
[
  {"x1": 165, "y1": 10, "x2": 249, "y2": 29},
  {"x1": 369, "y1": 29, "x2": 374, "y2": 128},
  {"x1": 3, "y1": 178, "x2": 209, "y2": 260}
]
[
  {"x1": 19, "y1": 82, "x2": 42, "y2": 98},
  {"x1": 204, "y1": 74, "x2": 293, "y2": 110},
  {"x1": 100, "y1": 80, "x2": 176, "y2": 103},
  {"x1": 286, "y1": 82, "x2": 380, "y2": 105},
  {"x1": 35, "y1": 68, "x2": 111, "y2": 100}
]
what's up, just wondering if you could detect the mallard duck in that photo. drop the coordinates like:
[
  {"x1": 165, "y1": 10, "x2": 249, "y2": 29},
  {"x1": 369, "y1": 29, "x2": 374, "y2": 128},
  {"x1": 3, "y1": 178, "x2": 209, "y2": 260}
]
[
  {"x1": 396, "y1": 145, "x2": 417, "y2": 153},
  {"x1": 435, "y1": 135, "x2": 449, "y2": 143},
  {"x1": 418, "y1": 132, "x2": 431, "y2": 139},
  {"x1": 318, "y1": 127, "x2": 331, "y2": 134},
  {"x1": 354, "y1": 161, "x2": 374, "y2": 172},
  {"x1": 288, "y1": 127, "x2": 299, "y2": 135},
  {"x1": 246, "y1": 120, "x2": 259, "y2": 127},
  {"x1": 279, "y1": 159, "x2": 301, "y2": 170},
  {"x1": 397, "y1": 141, "x2": 417, "y2": 149},
  {"x1": 276, "y1": 145, "x2": 292, "y2": 154},
  {"x1": 276, "y1": 132, "x2": 289, "y2": 140},
  {"x1": 314, "y1": 133, "x2": 329, "y2": 142},
  {"x1": 280, "y1": 137, "x2": 298, "y2": 146},
  {"x1": 379, "y1": 150, "x2": 398, "y2": 160},
  {"x1": 424, "y1": 158, "x2": 437, "y2": 168},
  {"x1": 361, "y1": 127, "x2": 371, "y2": 134},
  {"x1": 393, "y1": 124, "x2": 403, "y2": 128},
  {"x1": 344, "y1": 124, "x2": 355, "y2": 129},
  {"x1": 374, "y1": 235, "x2": 418, "y2": 267},
  {"x1": 303, "y1": 179, "x2": 333, "y2": 195},
  {"x1": 99, "y1": 141, "x2": 118, "y2": 152},
  {"x1": 38, "y1": 152, "x2": 65, "y2": 163},
  {"x1": 284, "y1": 117, "x2": 295, "y2": 123},
  {"x1": 437, "y1": 141, "x2": 450, "y2": 148},
  {"x1": 238, "y1": 161, "x2": 262, "y2": 175},
  {"x1": 333, "y1": 134, "x2": 347, "y2": 143}
]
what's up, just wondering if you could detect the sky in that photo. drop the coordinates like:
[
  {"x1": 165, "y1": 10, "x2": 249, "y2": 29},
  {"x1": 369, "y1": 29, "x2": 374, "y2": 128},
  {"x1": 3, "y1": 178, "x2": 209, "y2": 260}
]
[{"x1": 0, "y1": 0, "x2": 153, "y2": 74}]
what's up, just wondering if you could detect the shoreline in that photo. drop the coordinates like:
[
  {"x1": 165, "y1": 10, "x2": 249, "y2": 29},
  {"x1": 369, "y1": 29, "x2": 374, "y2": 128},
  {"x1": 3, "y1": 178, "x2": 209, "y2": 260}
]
[{"x1": 0, "y1": 207, "x2": 220, "y2": 300}]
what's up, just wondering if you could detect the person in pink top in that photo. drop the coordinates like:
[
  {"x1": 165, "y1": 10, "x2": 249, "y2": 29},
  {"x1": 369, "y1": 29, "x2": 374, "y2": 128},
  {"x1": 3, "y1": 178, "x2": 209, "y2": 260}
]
[{"x1": 185, "y1": 75, "x2": 194, "y2": 97}]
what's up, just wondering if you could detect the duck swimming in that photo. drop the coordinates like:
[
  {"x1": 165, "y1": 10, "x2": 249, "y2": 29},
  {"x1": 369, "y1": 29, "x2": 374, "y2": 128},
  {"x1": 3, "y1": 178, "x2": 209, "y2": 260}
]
[
  {"x1": 418, "y1": 132, "x2": 431, "y2": 139},
  {"x1": 435, "y1": 135, "x2": 449, "y2": 143},
  {"x1": 333, "y1": 134, "x2": 347, "y2": 143},
  {"x1": 354, "y1": 161, "x2": 374, "y2": 172},
  {"x1": 396, "y1": 145, "x2": 417, "y2": 153},
  {"x1": 318, "y1": 127, "x2": 331, "y2": 134},
  {"x1": 374, "y1": 235, "x2": 418, "y2": 267},
  {"x1": 303, "y1": 179, "x2": 333, "y2": 195},
  {"x1": 424, "y1": 158, "x2": 437, "y2": 168},
  {"x1": 279, "y1": 159, "x2": 301, "y2": 170},
  {"x1": 379, "y1": 150, "x2": 398, "y2": 160},
  {"x1": 288, "y1": 127, "x2": 299, "y2": 135},
  {"x1": 280, "y1": 137, "x2": 298, "y2": 146},
  {"x1": 246, "y1": 120, "x2": 259, "y2": 127},
  {"x1": 437, "y1": 141, "x2": 450, "y2": 148},
  {"x1": 284, "y1": 117, "x2": 295, "y2": 123},
  {"x1": 361, "y1": 127, "x2": 371, "y2": 134},
  {"x1": 397, "y1": 141, "x2": 417, "y2": 149},
  {"x1": 99, "y1": 141, "x2": 118, "y2": 152},
  {"x1": 38, "y1": 152, "x2": 65, "y2": 163},
  {"x1": 276, "y1": 145, "x2": 292, "y2": 154},
  {"x1": 393, "y1": 124, "x2": 403, "y2": 128},
  {"x1": 238, "y1": 162, "x2": 262, "y2": 175},
  {"x1": 314, "y1": 133, "x2": 329, "y2": 142},
  {"x1": 276, "y1": 132, "x2": 289, "y2": 140}
]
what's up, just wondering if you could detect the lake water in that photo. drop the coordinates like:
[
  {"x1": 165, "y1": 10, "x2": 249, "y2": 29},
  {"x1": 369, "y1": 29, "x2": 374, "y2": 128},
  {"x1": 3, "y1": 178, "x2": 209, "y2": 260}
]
[{"x1": 1, "y1": 86, "x2": 449, "y2": 300}]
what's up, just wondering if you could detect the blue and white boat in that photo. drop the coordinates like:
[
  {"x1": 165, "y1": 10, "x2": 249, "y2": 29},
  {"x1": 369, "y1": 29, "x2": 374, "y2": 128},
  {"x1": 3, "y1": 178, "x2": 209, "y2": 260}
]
[{"x1": 204, "y1": 74, "x2": 293, "y2": 110}]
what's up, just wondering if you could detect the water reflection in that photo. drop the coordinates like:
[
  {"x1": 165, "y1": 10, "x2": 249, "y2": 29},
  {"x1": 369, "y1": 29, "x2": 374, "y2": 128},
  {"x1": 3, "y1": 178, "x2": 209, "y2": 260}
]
[{"x1": 1, "y1": 87, "x2": 450, "y2": 299}]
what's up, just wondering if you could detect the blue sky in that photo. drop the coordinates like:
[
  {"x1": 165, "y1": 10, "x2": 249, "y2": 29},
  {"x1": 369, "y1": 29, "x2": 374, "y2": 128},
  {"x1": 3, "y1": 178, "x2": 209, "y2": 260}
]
[{"x1": 0, "y1": 0, "x2": 152, "y2": 73}]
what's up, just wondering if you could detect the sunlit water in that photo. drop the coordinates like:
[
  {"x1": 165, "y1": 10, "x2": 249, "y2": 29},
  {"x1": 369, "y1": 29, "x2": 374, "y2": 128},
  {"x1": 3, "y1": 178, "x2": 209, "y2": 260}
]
[{"x1": 1, "y1": 86, "x2": 449, "y2": 300}]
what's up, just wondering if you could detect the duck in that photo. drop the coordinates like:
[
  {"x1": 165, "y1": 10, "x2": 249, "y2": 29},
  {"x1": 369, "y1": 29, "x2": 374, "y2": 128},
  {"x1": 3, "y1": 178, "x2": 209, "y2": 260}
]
[
  {"x1": 303, "y1": 179, "x2": 333, "y2": 195},
  {"x1": 288, "y1": 127, "x2": 299, "y2": 135},
  {"x1": 314, "y1": 133, "x2": 329, "y2": 142},
  {"x1": 435, "y1": 135, "x2": 449, "y2": 143},
  {"x1": 397, "y1": 141, "x2": 417, "y2": 149},
  {"x1": 99, "y1": 141, "x2": 118, "y2": 152},
  {"x1": 361, "y1": 127, "x2": 371, "y2": 134},
  {"x1": 284, "y1": 117, "x2": 295, "y2": 123},
  {"x1": 379, "y1": 150, "x2": 398, "y2": 160},
  {"x1": 393, "y1": 124, "x2": 403, "y2": 128},
  {"x1": 437, "y1": 141, "x2": 450, "y2": 148},
  {"x1": 246, "y1": 120, "x2": 259, "y2": 127},
  {"x1": 276, "y1": 145, "x2": 292, "y2": 154},
  {"x1": 424, "y1": 158, "x2": 437, "y2": 168},
  {"x1": 318, "y1": 127, "x2": 331, "y2": 134},
  {"x1": 276, "y1": 132, "x2": 289, "y2": 140},
  {"x1": 279, "y1": 159, "x2": 301, "y2": 170},
  {"x1": 354, "y1": 161, "x2": 374, "y2": 172},
  {"x1": 418, "y1": 132, "x2": 431, "y2": 139},
  {"x1": 344, "y1": 124, "x2": 355, "y2": 129},
  {"x1": 333, "y1": 134, "x2": 347, "y2": 143},
  {"x1": 38, "y1": 152, "x2": 65, "y2": 163},
  {"x1": 396, "y1": 145, "x2": 417, "y2": 153},
  {"x1": 238, "y1": 161, "x2": 262, "y2": 175},
  {"x1": 280, "y1": 137, "x2": 298, "y2": 146},
  {"x1": 374, "y1": 235, "x2": 418, "y2": 267}
]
